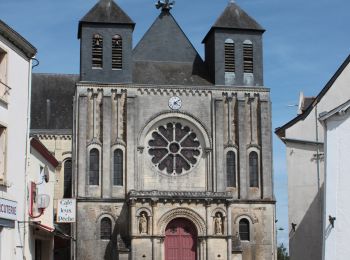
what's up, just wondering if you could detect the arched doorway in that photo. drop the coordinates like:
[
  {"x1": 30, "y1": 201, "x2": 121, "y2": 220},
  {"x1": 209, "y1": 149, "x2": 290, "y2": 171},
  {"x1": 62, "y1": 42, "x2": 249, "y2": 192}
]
[{"x1": 165, "y1": 218, "x2": 197, "y2": 260}]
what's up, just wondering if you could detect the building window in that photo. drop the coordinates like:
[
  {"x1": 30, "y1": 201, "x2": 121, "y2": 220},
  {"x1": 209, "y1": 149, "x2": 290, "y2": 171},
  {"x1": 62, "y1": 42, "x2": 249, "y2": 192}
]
[
  {"x1": 148, "y1": 122, "x2": 201, "y2": 175},
  {"x1": 92, "y1": 34, "x2": 103, "y2": 68},
  {"x1": 243, "y1": 41, "x2": 253, "y2": 73},
  {"x1": 100, "y1": 217, "x2": 112, "y2": 240},
  {"x1": 89, "y1": 149, "x2": 99, "y2": 185},
  {"x1": 112, "y1": 35, "x2": 122, "y2": 69},
  {"x1": 249, "y1": 151, "x2": 259, "y2": 187},
  {"x1": 63, "y1": 159, "x2": 72, "y2": 198},
  {"x1": 226, "y1": 151, "x2": 236, "y2": 187},
  {"x1": 113, "y1": 149, "x2": 123, "y2": 186},
  {"x1": 239, "y1": 218, "x2": 250, "y2": 241},
  {"x1": 0, "y1": 49, "x2": 9, "y2": 102},
  {"x1": 0, "y1": 125, "x2": 7, "y2": 184},
  {"x1": 225, "y1": 39, "x2": 235, "y2": 73}
]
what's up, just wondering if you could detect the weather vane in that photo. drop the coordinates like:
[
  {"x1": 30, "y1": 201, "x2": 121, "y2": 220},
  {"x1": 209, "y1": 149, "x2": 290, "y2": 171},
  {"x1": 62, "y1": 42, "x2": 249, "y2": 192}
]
[{"x1": 155, "y1": 0, "x2": 175, "y2": 12}]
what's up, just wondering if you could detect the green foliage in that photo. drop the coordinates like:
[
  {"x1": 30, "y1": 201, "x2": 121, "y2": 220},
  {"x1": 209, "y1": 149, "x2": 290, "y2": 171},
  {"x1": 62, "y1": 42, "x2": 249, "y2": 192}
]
[{"x1": 277, "y1": 243, "x2": 290, "y2": 260}]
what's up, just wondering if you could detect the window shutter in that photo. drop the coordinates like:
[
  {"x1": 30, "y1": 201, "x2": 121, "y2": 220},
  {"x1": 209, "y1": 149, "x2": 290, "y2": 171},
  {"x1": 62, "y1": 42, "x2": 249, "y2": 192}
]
[
  {"x1": 243, "y1": 43, "x2": 253, "y2": 73},
  {"x1": 225, "y1": 42, "x2": 235, "y2": 73},
  {"x1": 112, "y1": 35, "x2": 122, "y2": 69},
  {"x1": 92, "y1": 34, "x2": 103, "y2": 68}
]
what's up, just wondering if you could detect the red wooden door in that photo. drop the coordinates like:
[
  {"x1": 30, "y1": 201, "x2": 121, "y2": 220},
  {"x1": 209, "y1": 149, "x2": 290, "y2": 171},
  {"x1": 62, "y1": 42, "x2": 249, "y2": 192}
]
[{"x1": 165, "y1": 218, "x2": 197, "y2": 260}]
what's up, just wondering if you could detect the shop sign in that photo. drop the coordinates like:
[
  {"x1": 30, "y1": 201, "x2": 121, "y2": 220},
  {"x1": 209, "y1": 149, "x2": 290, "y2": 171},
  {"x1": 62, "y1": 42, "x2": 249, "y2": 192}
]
[
  {"x1": 57, "y1": 199, "x2": 76, "y2": 223},
  {"x1": 0, "y1": 198, "x2": 17, "y2": 221}
]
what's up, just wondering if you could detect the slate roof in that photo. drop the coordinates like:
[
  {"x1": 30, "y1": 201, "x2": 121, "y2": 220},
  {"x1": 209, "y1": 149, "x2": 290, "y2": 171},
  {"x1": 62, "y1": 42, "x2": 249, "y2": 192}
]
[
  {"x1": 133, "y1": 60, "x2": 211, "y2": 86},
  {"x1": 203, "y1": 1, "x2": 264, "y2": 42},
  {"x1": 78, "y1": 0, "x2": 135, "y2": 38},
  {"x1": 133, "y1": 12, "x2": 211, "y2": 85},
  {"x1": 31, "y1": 73, "x2": 78, "y2": 131}
]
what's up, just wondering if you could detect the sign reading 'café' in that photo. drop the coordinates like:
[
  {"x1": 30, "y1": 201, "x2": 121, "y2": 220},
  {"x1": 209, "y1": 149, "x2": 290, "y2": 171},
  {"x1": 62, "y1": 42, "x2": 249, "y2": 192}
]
[
  {"x1": 0, "y1": 198, "x2": 17, "y2": 221},
  {"x1": 57, "y1": 199, "x2": 76, "y2": 223}
]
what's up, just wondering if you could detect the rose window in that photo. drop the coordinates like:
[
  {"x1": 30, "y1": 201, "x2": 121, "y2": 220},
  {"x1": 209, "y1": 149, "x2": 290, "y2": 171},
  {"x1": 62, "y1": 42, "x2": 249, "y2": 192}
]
[{"x1": 148, "y1": 122, "x2": 201, "y2": 175}]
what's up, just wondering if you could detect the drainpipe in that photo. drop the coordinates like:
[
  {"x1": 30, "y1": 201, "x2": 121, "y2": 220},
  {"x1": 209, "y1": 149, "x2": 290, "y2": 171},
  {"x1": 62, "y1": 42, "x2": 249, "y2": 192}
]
[{"x1": 22, "y1": 57, "x2": 38, "y2": 259}]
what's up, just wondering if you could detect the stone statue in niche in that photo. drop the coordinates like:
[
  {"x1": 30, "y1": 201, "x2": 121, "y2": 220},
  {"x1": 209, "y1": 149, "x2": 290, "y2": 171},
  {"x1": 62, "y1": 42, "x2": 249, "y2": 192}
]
[
  {"x1": 214, "y1": 213, "x2": 223, "y2": 235},
  {"x1": 139, "y1": 213, "x2": 148, "y2": 234}
]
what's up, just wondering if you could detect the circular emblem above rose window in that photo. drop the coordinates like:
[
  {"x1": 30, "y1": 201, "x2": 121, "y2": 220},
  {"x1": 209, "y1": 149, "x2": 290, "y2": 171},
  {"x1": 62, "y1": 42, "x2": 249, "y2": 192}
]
[{"x1": 148, "y1": 122, "x2": 202, "y2": 175}]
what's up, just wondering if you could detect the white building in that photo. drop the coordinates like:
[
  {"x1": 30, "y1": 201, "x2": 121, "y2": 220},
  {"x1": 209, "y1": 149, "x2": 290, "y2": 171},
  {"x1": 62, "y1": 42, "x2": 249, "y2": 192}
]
[
  {"x1": 276, "y1": 54, "x2": 350, "y2": 260},
  {"x1": 25, "y1": 137, "x2": 58, "y2": 260},
  {"x1": 0, "y1": 20, "x2": 36, "y2": 260},
  {"x1": 319, "y1": 99, "x2": 350, "y2": 260}
]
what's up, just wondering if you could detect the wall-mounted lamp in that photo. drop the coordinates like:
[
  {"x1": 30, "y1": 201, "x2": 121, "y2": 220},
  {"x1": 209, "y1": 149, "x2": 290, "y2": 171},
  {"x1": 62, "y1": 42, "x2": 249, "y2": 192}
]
[
  {"x1": 329, "y1": 215, "x2": 336, "y2": 228},
  {"x1": 291, "y1": 223, "x2": 297, "y2": 232}
]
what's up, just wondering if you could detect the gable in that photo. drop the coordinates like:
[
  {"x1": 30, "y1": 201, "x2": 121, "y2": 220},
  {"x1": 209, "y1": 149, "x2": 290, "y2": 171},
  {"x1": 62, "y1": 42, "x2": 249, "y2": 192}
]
[{"x1": 133, "y1": 12, "x2": 201, "y2": 63}]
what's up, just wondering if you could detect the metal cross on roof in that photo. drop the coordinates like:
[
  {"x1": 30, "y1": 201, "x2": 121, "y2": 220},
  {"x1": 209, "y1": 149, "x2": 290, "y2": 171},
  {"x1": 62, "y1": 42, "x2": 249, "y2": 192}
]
[{"x1": 155, "y1": 0, "x2": 175, "y2": 12}]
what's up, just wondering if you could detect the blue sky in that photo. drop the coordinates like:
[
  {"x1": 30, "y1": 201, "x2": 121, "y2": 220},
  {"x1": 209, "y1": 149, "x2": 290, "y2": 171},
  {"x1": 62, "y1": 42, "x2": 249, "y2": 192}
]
[{"x1": 1, "y1": 0, "x2": 350, "y2": 249}]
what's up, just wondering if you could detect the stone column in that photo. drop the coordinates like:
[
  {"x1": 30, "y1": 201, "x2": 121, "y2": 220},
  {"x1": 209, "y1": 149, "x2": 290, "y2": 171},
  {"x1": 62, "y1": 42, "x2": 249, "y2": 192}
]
[
  {"x1": 78, "y1": 95, "x2": 88, "y2": 197},
  {"x1": 126, "y1": 94, "x2": 136, "y2": 191},
  {"x1": 251, "y1": 96, "x2": 258, "y2": 145},
  {"x1": 130, "y1": 199, "x2": 136, "y2": 260},
  {"x1": 102, "y1": 94, "x2": 112, "y2": 198},
  {"x1": 227, "y1": 203, "x2": 232, "y2": 260},
  {"x1": 260, "y1": 95, "x2": 273, "y2": 199},
  {"x1": 237, "y1": 93, "x2": 247, "y2": 199}
]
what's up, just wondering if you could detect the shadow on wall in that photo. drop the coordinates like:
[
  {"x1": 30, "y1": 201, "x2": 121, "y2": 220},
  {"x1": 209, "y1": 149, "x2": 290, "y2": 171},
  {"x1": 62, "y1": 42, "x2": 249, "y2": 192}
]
[
  {"x1": 104, "y1": 204, "x2": 130, "y2": 260},
  {"x1": 289, "y1": 184, "x2": 324, "y2": 260}
]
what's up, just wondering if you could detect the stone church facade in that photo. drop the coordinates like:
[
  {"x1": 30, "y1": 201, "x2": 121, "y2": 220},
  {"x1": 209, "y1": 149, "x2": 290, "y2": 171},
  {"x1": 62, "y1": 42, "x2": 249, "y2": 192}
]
[{"x1": 72, "y1": 1, "x2": 276, "y2": 260}]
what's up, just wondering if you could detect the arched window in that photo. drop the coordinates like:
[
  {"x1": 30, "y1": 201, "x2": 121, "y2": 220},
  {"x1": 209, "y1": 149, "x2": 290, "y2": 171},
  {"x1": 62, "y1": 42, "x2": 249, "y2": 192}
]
[
  {"x1": 63, "y1": 159, "x2": 72, "y2": 198},
  {"x1": 225, "y1": 39, "x2": 235, "y2": 73},
  {"x1": 112, "y1": 35, "x2": 122, "y2": 69},
  {"x1": 243, "y1": 40, "x2": 253, "y2": 73},
  {"x1": 249, "y1": 151, "x2": 259, "y2": 187},
  {"x1": 226, "y1": 151, "x2": 236, "y2": 187},
  {"x1": 100, "y1": 217, "x2": 112, "y2": 240},
  {"x1": 89, "y1": 149, "x2": 99, "y2": 185},
  {"x1": 92, "y1": 34, "x2": 103, "y2": 68},
  {"x1": 113, "y1": 149, "x2": 123, "y2": 186},
  {"x1": 239, "y1": 218, "x2": 250, "y2": 241}
]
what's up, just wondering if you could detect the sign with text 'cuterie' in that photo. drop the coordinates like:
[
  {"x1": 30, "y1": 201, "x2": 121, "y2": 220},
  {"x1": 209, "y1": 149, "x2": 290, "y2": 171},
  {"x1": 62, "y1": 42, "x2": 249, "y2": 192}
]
[
  {"x1": 0, "y1": 198, "x2": 17, "y2": 221},
  {"x1": 57, "y1": 199, "x2": 76, "y2": 223}
]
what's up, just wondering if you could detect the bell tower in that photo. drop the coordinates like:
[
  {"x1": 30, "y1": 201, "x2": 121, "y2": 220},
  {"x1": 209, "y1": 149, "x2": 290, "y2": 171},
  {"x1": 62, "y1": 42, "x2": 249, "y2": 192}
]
[
  {"x1": 78, "y1": 0, "x2": 135, "y2": 83},
  {"x1": 203, "y1": 1, "x2": 265, "y2": 86}
]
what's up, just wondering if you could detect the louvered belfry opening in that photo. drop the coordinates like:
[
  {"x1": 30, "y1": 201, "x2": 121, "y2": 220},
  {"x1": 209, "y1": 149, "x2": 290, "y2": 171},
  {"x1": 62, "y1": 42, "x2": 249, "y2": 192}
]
[
  {"x1": 243, "y1": 42, "x2": 253, "y2": 73},
  {"x1": 225, "y1": 40, "x2": 235, "y2": 73},
  {"x1": 112, "y1": 35, "x2": 123, "y2": 69},
  {"x1": 92, "y1": 34, "x2": 103, "y2": 68}
]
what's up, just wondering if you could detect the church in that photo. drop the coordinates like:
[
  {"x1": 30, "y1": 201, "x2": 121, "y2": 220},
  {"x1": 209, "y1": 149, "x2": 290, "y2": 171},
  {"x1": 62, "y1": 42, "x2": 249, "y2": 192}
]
[{"x1": 32, "y1": 0, "x2": 276, "y2": 259}]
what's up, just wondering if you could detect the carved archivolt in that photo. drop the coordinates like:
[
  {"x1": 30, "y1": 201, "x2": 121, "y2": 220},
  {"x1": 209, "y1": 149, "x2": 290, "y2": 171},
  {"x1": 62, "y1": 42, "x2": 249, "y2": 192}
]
[
  {"x1": 157, "y1": 207, "x2": 206, "y2": 236},
  {"x1": 211, "y1": 207, "x2": 227, "y2": 217},
  {"x1": 234, "y1": 213, "x2": 258, "y2": 224},
  {"x1": 138, "y1": 111, "x2": 212, "y2": 149}
]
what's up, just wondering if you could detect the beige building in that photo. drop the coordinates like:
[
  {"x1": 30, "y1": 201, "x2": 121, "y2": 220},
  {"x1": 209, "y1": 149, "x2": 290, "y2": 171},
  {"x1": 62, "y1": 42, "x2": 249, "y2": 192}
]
[
  {"x1": 30, "y1": 1, "x2": 277, "y2": 259},
  {"x1": 31, "y1": 74, "x2": 76, "y2": 259},
  {"x1": 72, "y1": 1, "x2": 276, "y2": 260}
]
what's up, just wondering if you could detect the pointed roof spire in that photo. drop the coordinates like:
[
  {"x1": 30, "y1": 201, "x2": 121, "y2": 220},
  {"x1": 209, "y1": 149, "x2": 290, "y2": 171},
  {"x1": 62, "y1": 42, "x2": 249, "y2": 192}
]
[
  {"x1": 78, "y1": 0, "x2": 135, "y2": 38},
  {"x1": 202, "y1": 1, "x2": 264, "y2": 42},
  {"x1": 213, "y1": 1, "x2": 264, "y2": 31}
]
